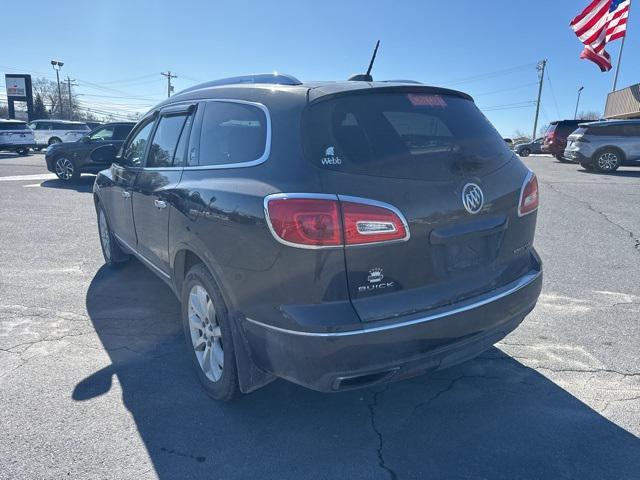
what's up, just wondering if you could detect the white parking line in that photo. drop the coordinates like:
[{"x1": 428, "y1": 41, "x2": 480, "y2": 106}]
[{"x1": 0, "y1": 174, "x2": 57, "y2": 182}]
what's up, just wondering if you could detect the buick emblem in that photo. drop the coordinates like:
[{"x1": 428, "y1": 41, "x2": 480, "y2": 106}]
[{"x1": 462, "y1": 183, "x2": 484, "y2": 214}]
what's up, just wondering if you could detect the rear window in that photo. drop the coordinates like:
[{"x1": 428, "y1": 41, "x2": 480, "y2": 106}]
[
  {"x1": 0, "y1": 122, "x2": 28, "y2": 131},
  {"x1": 302, "y1": 92, "x2": 511, "y2": 181}
]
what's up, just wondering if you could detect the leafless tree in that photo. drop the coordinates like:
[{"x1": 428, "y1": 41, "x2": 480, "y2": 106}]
[{"x1": 576, "y1": 111, "x2": 602, "y2": 120}]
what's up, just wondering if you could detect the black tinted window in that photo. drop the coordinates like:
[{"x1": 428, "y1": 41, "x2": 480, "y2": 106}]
[
  {"x1": 198, "y1": 102, "x2": 267, "y2": 166},
  {"x1": 35, "y1": 122, "x2": 51, "y2": 130},
  {"x1": 122, "y1": 121, "x2": 155, "y2": 167},
  {"x1": 589, "y1": 125, "x2": 624, "y2": 136},
  {"x1": 622, "y1": 124, "x2": 640, "y2": 136},
  {"x1": 113, "y1": 125, "x2": 133, "y2": 140},
  {"x1": 302, "y1": 92, "x2": 510, "y2": 181},
  {"x1": 147, "y1": 114, "x2": 189, "y2": 168}
]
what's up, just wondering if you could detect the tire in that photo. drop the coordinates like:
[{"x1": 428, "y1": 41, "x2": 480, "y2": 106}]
[
  {"x1": 182, "y1": 263, "x2": 239, "y2": 401},
  {"x1": 594, "y1": 149, "x2": 622, "y2": 173},
  {"x1": 16, "y1": 148, "x2": 29, "y2": 156},
  {"x1": 97, "y1": 205, "x2": 130, "y2": 267},
  {"x1": 48, "y1": 137, "x2": 62, "y2": 146},
  {"x1": 519, "y1": 148, "x2": 531, "y2": 157},
  {"x1": 580, "y1": 162, "x2": 595, "y2": 171},
  {"x1": 54, "y1": 156, "x2": 79, "y2": 181}
]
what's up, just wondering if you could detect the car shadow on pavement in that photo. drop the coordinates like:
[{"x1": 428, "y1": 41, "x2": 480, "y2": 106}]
[
  {"x1": 77, "y1": 261, "x2": 640, "y2": 480},
  {"x1": 40, "y1": 176, "x2": 95, "y2": 193},
  {"x1": 577, "y1": 168, "x2": 640, "y2": 178}
]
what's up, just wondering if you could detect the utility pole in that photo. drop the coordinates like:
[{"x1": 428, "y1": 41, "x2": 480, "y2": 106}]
[
  {"x1": 66, "y1": 77, "x2": 77, "y2": 120},
  {"x1": 161, "y1": 71, "x2": 178, "y2": 98},
  {"x1": 51, "y1": 60, "x2": 64, "y2": 118},
  {"x1": 574, "y1": 86, "x2": 584, "y2": 120},
  {"x1": 532, "y1": 59, "x2": 546, "y2": 141}
]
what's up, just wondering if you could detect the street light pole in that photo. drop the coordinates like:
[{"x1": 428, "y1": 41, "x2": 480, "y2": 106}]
[
  {"x1": 51, "y1": 60, "x2": 64, "y2": 119},
  {"x1": 574, "y1": 86, "x2": 584, "y2": 120}
]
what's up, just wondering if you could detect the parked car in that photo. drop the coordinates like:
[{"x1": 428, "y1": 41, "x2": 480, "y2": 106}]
[
  {"x1": 564, "y1": 120, "x2": 640, "y2": 173},
  {"x1": 514, "y1": 138, "x2": 544, "y2": 157},
  {"x1": 92, "y1": 73, "x2": 542, "y2": 400},
  {"x1": 85, "y1": 121, "x2": 103, "y2": 130},
  {"x1": 542, "y1": 120, "x2": 593, "y2": 161},
  {"x1": 27, "y1": 119, "x2": 91, "y2": 149},
  {"x1": 0, "y1": 119, "x2": 35, "y2": 155},
  {"x1": 45, "y1": 122, "x2": 135, "y2": 181}
]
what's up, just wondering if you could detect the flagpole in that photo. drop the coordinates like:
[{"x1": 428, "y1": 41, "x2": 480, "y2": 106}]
[{"x1": 612, "y1": 1, "x2": 631, "y2": 92}]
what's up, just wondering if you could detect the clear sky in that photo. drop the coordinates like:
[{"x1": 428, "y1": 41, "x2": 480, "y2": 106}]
[{"x1": 1, "y1": 0, "x2": 638, "y2": 137}]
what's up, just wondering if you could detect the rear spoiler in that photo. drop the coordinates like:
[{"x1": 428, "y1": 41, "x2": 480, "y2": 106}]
[{"x1": 307, "y1": 85, "x2": 474, "y2": 105}]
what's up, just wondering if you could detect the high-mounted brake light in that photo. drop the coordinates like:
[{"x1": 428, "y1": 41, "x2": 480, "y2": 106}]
[
  {"x1": 518, "y1": 172, "x2": 539, "y2": 217},
  {"x1": 264, "y1": 194, "x2": 410, "y2": 248}
]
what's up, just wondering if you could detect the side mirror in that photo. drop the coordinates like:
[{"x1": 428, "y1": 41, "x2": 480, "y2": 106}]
[
  {"x1": 90, "y1": 144, "x2": 118, "y2": 165},
  {"x1": 81, "y1": 136, "x2": 91, "y2": 143}
]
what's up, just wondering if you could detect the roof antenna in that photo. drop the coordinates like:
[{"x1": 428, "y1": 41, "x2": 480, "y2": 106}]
[{"x1": 348, "y1": 40, "x2": 380, "y2": 82}]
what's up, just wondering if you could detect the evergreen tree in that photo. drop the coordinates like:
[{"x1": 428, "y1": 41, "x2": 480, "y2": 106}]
[{"x1": 32, "y1": 93, "x2": 48, "y2": 120}]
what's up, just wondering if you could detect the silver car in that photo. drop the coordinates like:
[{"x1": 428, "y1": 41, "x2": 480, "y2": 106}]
[{"x1": 564, "y1": 120, "x2": 640, "y2": 173}]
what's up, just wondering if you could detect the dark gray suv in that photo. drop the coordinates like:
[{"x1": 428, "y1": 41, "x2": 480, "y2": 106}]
[{"x1": 92, "y1": 73, "x2": 542, "y2": 400}]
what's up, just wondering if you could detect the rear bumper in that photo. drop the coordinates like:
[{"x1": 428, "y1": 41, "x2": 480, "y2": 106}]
[
  {"x1": 563, "y1": 150, "x2": 589, "y2": 164},
  {"x1": 242, "y1": 253, "x2": 543, "y2": 392}
]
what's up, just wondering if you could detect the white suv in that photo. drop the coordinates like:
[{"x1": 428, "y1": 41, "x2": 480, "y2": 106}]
[
  {"x1": 0, "y1": 119, "x2": 36, "y2": 155},
  {"x1": 27, "y1": 119, "x2": 90, "y2": 149}
]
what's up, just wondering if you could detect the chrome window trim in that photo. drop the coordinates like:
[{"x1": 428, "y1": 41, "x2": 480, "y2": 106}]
[
  {"x1": 136, "y1": 99, "x2": 272, "y2": 172},
  {"x1": 245, "y1": 269, "x2": 541, "y2": 337},
  {"x1": 517, "y1": 170, "x2": 538, "y2": 217},
  {"x1": 112, "y1": 233, "x2": 171, "y2": 279}
]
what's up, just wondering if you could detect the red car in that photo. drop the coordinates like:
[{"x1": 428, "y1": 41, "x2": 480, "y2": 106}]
[{"x1": 542, "y1": 120, "x2": 594, "y2": 162}]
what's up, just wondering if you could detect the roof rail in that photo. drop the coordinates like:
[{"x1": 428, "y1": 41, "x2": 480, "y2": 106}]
[
  {"x1": 178, "y1": 73, "x2": 302, "y2": 94},
  {"x1": 381, "y1": 80, "x2": 423, "y2": 85}
]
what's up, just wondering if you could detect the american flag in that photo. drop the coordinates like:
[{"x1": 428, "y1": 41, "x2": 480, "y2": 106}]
[{"x1": 570, "y1": 0, "x2": 631, "y2": 71}]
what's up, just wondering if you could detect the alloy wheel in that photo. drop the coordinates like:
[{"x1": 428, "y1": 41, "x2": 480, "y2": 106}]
[
  {"x1": 597, "y1": 152, "x2": 618, "y2": 171},
  {"x1": 55, "y1": 157, "x2": 75, "y2": 180},
  {"x1": 188, "y1": 284, "x2": 224, "y2": 382},
  {"x1": 98, "y1": 209, "x2": 111, "y2": 262}
]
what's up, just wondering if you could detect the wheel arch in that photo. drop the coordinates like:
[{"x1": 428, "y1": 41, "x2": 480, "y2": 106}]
[
  {"x1": 593, "y1": 145, "x2": 626, "y2": 163},
  {"x1": 172, "y1": 246, "x2": 275, "y2": 393}
]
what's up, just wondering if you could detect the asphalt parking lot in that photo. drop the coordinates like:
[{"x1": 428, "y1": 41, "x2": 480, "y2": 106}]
[{"x1": 0, "y1": 152, "x2": 639, "y2": 480}]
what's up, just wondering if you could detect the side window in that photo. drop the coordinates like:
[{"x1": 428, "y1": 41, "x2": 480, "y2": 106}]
[
  {"x1": 121, "y1": 121, "x2": 155, "y2": 167},
  {"x1": 90, "y1": 126, "x2": 115, "y2": 141},
  {"x1": 173, "y1": 114, "x2": 194, "y2": 167},
  {"x1": 622, "y1": 124, "x2": 640, "y2": 137},
  {"x1": 37, "y1": 122, "x2": 51, "y2": 130},
  {"x1": 146, "y1": 114, "x2": 189, "y2": 168},
  {"x1": 113, "y1": 125, "x2": 133, "y2": 140},
  {"x1": 198, "y1": 102, "x2": 268, "y2": 166}
]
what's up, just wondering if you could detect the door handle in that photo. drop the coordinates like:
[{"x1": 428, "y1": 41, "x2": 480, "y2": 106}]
[
  {"x1": 154, "y1": 199, "x2": 167, "y2": 209},
  {"x1": 121, "y1": 190, "x2": 131, "y2": 199}
]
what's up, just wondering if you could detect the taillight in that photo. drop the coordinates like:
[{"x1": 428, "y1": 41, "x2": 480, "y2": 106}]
[
  {"x1": 265, "y1": 195, "x2": 343, "y2": 248},
  {"x1": 518, "y1": 172, "x2": 539, "y2": 217},
  {"x1": 341, "y1": 199, "x2": 408, "y2": 245},
  {"x1": 264, "y1": 194, "x2": 409, "y2": 248}
]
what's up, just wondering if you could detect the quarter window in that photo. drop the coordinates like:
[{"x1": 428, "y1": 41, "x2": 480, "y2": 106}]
[
  {"x1": 197, "y1": 102, "x2": 267, "y2": 166},
  {"x1": 122, "y1": 120, "x2": 155, "y2": 167},
  {"x1": 146, "y1": 114, "x2": 190, "y2": 168}
]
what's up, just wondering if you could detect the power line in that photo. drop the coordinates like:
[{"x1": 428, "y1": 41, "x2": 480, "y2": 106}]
[
  {"x1": 472, "y1": 82, "x2": 539, "y2": 97},
  {"x1": 439, "y1": 62, "x2": 538, "y2": 86},
  {"x1": 545, "y1": 66, "x2": 561, "y2": 119}
]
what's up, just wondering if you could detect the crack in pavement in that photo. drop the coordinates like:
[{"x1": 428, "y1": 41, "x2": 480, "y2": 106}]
[
  {"x1": 544, "y1": 182, "x2": 640, "y2": 253},
  {"x1": 367, "y1": 385, "x2": 398, "y2": 480}
]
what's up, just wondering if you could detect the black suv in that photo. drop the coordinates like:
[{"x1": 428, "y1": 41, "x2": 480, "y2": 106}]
[
  {"x1": 46, "y1": 122, "x2": 135, "y2": 181},
  {"x1": 93, "y1": 74, "x2": 542, "y2": 400}
]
